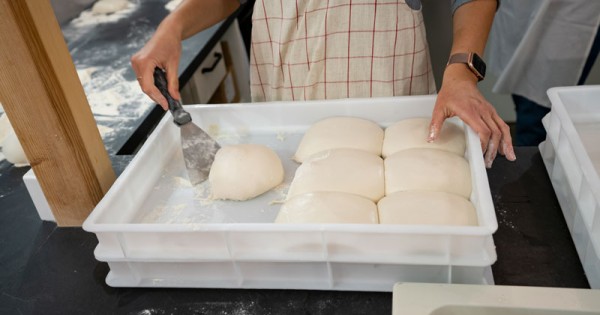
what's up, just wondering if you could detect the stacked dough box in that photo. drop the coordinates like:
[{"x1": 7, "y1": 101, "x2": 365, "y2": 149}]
[
  {"x1": 539, "y1": 86, "x2": 600, "y2": 288},
  {"x1": 83, "y1": 97, "x2": 498, "y2": 291},
  {"x1": 278, "y1": 117, "x2": 477, "y2": 228}
]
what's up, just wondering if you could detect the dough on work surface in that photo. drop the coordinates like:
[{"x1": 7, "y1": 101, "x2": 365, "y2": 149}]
[
  {"x1": 91, "y1": 0, "x2": 129, "y2": 15},
  {"x1": 209, "y1": 144, "x2": 284, "y2": 201},
  {"x1": 0, "y1": 114, "x2": 12, "y2": 144},
  {"x1": 382, "y1": 117, "x2": 465, "y2": 158},
  {"x1": 276, "y1": 192, "x2": 379, "y2": 224},
  {"x1": 293, "y1": 116, "x2": 384, "y2": 162},
  {"x1": 378, "y1": 191, "x2": 477, "y2": 226},
  {"x1": 287, "y1": 148, "x2": 385, "y2": 202},
  {"x1": 384, "y1": 148, "x2": 471, "y2": 198},
  {"x1": 2, "y1": 131, "x2": 29, "y2": 167}
]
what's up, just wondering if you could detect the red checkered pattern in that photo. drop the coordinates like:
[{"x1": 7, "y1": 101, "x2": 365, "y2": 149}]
[{"x1": 250, "y1": 0, "x2": 436, "y2": 102}]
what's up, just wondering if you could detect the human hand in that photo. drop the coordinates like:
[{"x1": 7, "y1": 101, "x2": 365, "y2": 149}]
[
  {"x1": 131, "y1": 26, "x2": 182, "y2": 110},
  {"x1": 429, "y1": 65, "x2": 516, "y2": 168}
]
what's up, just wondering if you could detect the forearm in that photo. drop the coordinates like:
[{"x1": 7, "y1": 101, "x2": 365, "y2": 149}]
[
  {"x1": 450, "y1": 0, "x2": 497, "y2": 58},
  {"x1": 444, "y1": 0, "x2": 497, "y2": 83},
  {"x1": 157, "y1": 0, "x2": 240, "y2": 41},
  {"x1": 431, "y1": 0, "x2": 514, "y2": 168}
]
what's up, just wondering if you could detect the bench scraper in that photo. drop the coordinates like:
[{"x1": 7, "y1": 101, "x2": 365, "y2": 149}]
[{"x1": 153, "y1": 68, "x2": 220, "y2": 185}]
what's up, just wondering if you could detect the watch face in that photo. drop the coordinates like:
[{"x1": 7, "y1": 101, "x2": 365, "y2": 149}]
[{"x1": 471, "y1": 53, "x2": 486, "y2": 78}]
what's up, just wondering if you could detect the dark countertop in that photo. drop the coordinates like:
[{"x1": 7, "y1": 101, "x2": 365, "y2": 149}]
[
  {"x1": 0, "y1": 147, "x2": 589, "y2": 314},
  {"x1": 59, "y1": 0, "x2": 238, "y2": 156},
  {"x1": 0, "y1": 1, "x2": 590, "y2": 312}
]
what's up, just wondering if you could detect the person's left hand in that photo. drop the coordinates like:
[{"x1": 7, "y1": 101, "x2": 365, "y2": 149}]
[{"x1": 429, "y1": 64, "x2": 516, "y2": 168}]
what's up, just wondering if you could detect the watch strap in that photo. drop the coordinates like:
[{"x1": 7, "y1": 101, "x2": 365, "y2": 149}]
[
  {"x1": 447, "y1": 52, "x2": 485, "y2": 81},
  {"x1": 447, "y1": 53, "x2": 470, "y2": 66}
]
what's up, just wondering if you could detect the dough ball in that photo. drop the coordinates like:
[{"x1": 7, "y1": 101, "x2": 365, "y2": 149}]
[
  {"x1": 294, "y1": 117, "x2": 384, "y2": 162},
  {"x1": 287, "y1": 148, "x2": 384, "y2": 202},
  {"x1": 378, "y1": 191, "x2": 477, "y2": 226},
  {"x1": 385, "y1": 148, "x2": 471, "y2": 198},
  {"x1": 91, "y1": 0, "x2": 129, "y2": 15},
  {"x1": 382, "y1": 117, "x2": 465, "y2": 158},
  {"x1": 0, "y1": 114, "x2": 12, "y2": 145},
  {"x1": 209, "y1": 144, "x2": 284, "y2": 201},
  {"x1": 276, "y1": 192, "x2": 379, "y2": 224},
  {"x1": 2, "y1": 131, "x2": 29, "y2": 167}
]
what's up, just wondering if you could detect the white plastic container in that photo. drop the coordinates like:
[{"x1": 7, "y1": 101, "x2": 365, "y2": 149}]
[
  {"x1": 539, "y1": 85, "x2": 600, "y2": 289},
  {"x1": 83, "y1": 96, "x2": 498, "y2": 291},
  {"x1": 392, "y1": 283, "x2": 600, "y2": 315}
]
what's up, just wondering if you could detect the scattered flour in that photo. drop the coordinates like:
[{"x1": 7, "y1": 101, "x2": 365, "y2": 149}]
[
  {"x1": 206, "y1": 124, "x2": 252, "y2": 143},
  {"x1": 173, "y1": 176, "x2": 193, "y2": 188},
  {"x1": 165, "y1": 0, "x2": 184, "y2": 11},
  {"x1": 140, "y1": 203, "x2": 187, "y2": 223},
  {"x1": 70, "y1": 1, "x2": 138, "y2": 28},
  {"x1": 270, "y1": 182, "x2": 289, "y2": 203},
  {"x1": 96, "y1": 125, "x2": 115, "y2": 138},
  {"x1": 92, "y1": 0, "x2": 129, "y2": 15},
  {"x1": 84, "y1": 67, "x2": 150, "y2": 118},
  {"x1": 276, "y1": 131, "x2": 287, "y2": 142},
  {"x1": 76, "y1": 67, "x2": 97, "y2": 86}
]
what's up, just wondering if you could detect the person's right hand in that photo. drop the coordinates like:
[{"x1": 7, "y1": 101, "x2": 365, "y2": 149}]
[{"x1": 131, "y1": 28, "x2": 182, "y2": 110}]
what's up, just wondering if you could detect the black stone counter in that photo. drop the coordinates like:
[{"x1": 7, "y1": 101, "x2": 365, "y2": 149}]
[
  {"x1": 0, "y1": 147, "x2": 589, "y2": 314},
  {"x1": 59, "y1": 0, "x2": 240, "y2": 156}
]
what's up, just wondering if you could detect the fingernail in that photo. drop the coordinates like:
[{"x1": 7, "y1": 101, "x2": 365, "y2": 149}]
[
  {"x1": 485, "y1": 152, "x2": 495, "y2": 168},
  {"x1": 427, "y1": 127, "x2": 436, "y2": 143},
  {"x1": 508, "y1": 148, "x2": 517, "y2": 161},
  {"x1": 502, "y1": 143, "x2": 516, "y2": 161}
]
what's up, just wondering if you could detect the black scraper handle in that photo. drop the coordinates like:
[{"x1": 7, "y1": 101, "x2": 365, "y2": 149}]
[{"x1": 153, "y1": 68, "x2": 191, "y2": 126}]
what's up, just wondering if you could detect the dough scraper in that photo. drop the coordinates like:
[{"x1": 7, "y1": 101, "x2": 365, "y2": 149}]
[{"x1": 153, "y1": 68, "x2": 220, "y2": 185}]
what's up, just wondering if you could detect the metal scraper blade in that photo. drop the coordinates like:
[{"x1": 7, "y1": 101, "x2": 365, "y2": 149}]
[
  {"x1": 153, "y1": 67, "x2": 221, "y2": 185},
  {"x1": 180, "y1": 122, "x2": 221, "y2": 185}
]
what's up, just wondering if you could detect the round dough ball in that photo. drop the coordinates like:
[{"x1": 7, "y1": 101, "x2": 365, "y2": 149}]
[
  {"x1": 0, "y1": 114, "x2": 12, "y2": 144},
  {"x1": 294, "y1": 117, "x2": 384, "y2": 162},
  {"x1": 2, "y1": 131, "x2": 29, "y2": 167},
  {"x1": 385, "y1": 148, "x2": 471, "y2": 198},
  {"x1": 382, "y1": 117, "x2": 465, "y2": 158},
  {"x1": 276, "y1": 192, "x2": 378, "y2": 224},
  {"x1": 287, "y1": 148, "x2": 385, "y2": 202},
  {"x1": 378, "y1": 191, "x2": 477, "y2": 226},
  {"x1": 209, "y1": 144, "x2": 284, "y2": 201}
]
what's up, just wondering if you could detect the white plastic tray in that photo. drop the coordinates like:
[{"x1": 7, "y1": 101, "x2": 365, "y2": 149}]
[
  {"x1": 539, "y1": 85, "x2": 600, "y2": 289},
  {"x1": 83, "y1": 96, "x2": 498, "y2": 291},
  {"x1": 392, "y1": 283, "x2": 600, "y2": 314}
]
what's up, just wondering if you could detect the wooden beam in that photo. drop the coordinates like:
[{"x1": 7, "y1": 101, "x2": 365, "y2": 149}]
[{"x1": 0, "y1": 0, "x2": 116, "y2": 226}]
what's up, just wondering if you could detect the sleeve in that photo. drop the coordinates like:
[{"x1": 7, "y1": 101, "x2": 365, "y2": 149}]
[{"x1": 451, "y1": 0, "x2": 500, "y2": 14}]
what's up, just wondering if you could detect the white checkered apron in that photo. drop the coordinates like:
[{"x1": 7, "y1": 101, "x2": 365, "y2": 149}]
[{"x1": 250, "y1": 0, "x2": 436, "y2": 102}]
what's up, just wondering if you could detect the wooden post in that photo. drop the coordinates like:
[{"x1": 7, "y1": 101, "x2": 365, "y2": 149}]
[{"x1": 0, "y1": 0, "x2": 116, "y2": 226}]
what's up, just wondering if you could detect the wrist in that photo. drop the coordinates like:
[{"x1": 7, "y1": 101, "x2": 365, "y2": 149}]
[
  {"x1": 157, "y1": 15, "x2": 184, "y2": 42},
  {"x1": 443, "y1": 63, "x2": 479, "y2": 86}
]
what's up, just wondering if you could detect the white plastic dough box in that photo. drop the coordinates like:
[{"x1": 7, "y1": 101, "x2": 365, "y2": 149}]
[
  {"x1": 83, "y1": 96, "x2": 498, "y2": 291},
  {"x1": 392, "y1": 283, "x2": 600, "y2": 314},
  {"x1": 539, "y1": 85, "x2": 600, "y2": 289}
]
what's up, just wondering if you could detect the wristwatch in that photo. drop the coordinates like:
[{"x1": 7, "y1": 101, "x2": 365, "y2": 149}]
[{"x1": 447, "y1": 52, "x2": 486, "y2": 82}]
